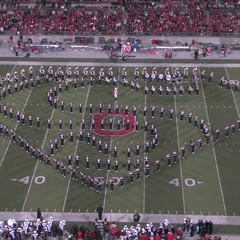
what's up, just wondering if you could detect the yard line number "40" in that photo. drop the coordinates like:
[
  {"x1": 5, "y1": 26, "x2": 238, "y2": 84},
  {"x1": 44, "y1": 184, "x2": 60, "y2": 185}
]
[
  {"x1": 18, "y1": 176, "x2": 46, "y2": 185},
  {"x1": 169, "y1": 178, "x2": 203, "y2": 187}
]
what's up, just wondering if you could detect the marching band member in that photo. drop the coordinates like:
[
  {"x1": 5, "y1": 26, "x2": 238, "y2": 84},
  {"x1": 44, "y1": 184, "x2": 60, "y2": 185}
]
[
  {"x1": 48, "y1": 66, "x2": 53, "y2": 80},
  {"x1": 158, "y1": 85, "x2": 163, "y2": 95},
  {"x1": 105, "y1": 76, "x2": 111, "y2": 85},
  {"x1": 130, "y1": 80, "x2": 135, "y2": 90},
  {"x1": 108, "y1": 67, "x2": 113, "y2": 80},
  {"x1": 208, "y1": 71, "x2": 213, "y2": 84},
  {"x1": 122, "y1": 67, "x2": 127, "y2": 80},
  {"x1": 188, "y1": 85, "x2": 193, "y2": 95},
  {"x1": 173, "y1": 84, "x2": 177, "y2": 95},
  {"x1": 6, "y1": 72, "x2": 11, "y2": 83},
  {"x1": 90, "y1": 66, "x2": 95, "y2": 80},
  {"x1": 99, "y1": 68, "x2": 104, "y2": 85},
  {"x1": 14, "y1": 71, "x2": 19, "y2": 82},
  {"x1": 145, "y1": 70, "x2": 150, "y2": 81},
  {"x1": 134, "y1": 67, "x2": 139, "y2": 80},
  {"x1": 166, "y1": 85, "x2": 171, "y2": 95},
  {"x1": 144, "y1": 85, "x2": 149, "y2": 94},
  {"x1": 158, "y1": 71, "x2": 164, "y2": 82},
  {"x1": 151, "y1": 67, "x2": 157, "y2": 81},
  {"x1": 135, "y1": 82, "x2": 140, "y2": 92},
  {"x1": 233, "y1": 80, "x2": 239, "y2": 92},
  {"x1": 66, "y1": 66, "x2": 72, "y2": 79},
  {"x1": 200, "y1": 69, "x2": 205, "y2": 81},
  {"x1": 219, "y1": 76, "x2": 225, "y2": 88},
  {"x1": 21, "y1": 69, "x2": 26, "y2": 81},
  {"x1": 142, "y1": 67, "x2": 147, "y2": 80},
  {"x1": 174, "y1": 67, "x2": 180, "y2": 77},
  {"x1": 151, "y1": 85, "x2": 156, "y2": 94},
  {"x1": 39, "y1": 66, "x2": 45, "y2": 78},
  {"x1": 183, "y1": 67, "x2": 188, "y2": 79},
  {"x1": 29, "y1": 66, "x2": 34, "y2": 79},
  {"x1": 113, "y1": 76, "x2": 117, "y2": 86},
  {"x1": 175, "y1": 67, "x2": 182, "y2": 82},
  {"x1": 165, "y1": 68, "x2": 171, "y2": 84},
  {"x1": 83, "y1": 67, "x2": 88, "y2": 80},
  {"x1": 193, "y1": 67, "x2": 198, "y2": 79},
  {"x1": 89, "y1": 67, "x2": 94, "y2": 85},
  {"x1": 113, "y1": 87, "x2": 118, "y2": 100},
  {"x1": 74, "y1": 66, "x2": 79, "y2": 79},
  {"x1": 57, "y1": 67, "x2": 62, "y2": 79},
  {"x1": 122, "y1": 77, "x2": 128, "y2": 87}
]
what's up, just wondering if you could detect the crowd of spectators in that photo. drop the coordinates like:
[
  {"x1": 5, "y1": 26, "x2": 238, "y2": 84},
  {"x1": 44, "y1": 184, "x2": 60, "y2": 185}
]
[
  {"x1": 0, "y1": 213, "x2": 222, "y2": 240},
  {"x1": 0, "y1": 0, "x2": 240, "y2": 35},
  {"x1": 42, "y1": 6, "x2": 123, "y2": 34},
  {"x1": 0, "y1": 5, "x2": 40, "y2": 34}
]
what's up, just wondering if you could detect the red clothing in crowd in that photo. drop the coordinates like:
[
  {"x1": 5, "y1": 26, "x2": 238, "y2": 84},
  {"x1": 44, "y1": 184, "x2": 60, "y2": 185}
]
[
  {"x1": 204, "y1": 235, "x2": 210, "y2": 240},
  {"x1": 140, "y1": 233, "x2": 147, "y2": 240},
  {"x1": 167, "y1": 232, "x2": 174, "y2": 240},
  {"x1": 154, "y1": 234, "x2": 161, "y2": 240},
  {"x1": 177, "y1": 228, "x2": 183, "y2": 236},
  {"x1": 77, "y1": 230, "x2": 83, "y2": 240}
]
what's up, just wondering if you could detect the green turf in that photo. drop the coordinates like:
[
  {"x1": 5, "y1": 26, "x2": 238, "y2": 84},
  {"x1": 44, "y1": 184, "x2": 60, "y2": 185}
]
[{"x1": 0, "y1": 64, "x2": 240, "y2": 216}]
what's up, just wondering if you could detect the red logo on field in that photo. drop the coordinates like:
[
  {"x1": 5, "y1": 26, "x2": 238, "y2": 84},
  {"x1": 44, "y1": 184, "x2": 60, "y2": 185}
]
[{"x1": 91, "y1": 111, "x2": 136, "y2": 136}]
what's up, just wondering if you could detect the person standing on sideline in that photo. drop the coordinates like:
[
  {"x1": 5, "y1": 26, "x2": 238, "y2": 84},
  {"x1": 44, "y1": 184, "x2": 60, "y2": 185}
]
[
  {"x1": 96, "y1": 204, "x2": 103, "y2": 220},
  {"x1": 37, "y1": 208, "x2": 42, "y2": 219}
]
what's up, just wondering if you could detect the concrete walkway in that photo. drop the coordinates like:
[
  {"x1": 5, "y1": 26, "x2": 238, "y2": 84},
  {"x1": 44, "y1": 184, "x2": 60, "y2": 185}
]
[{"x1": 0, "y1": 212, "x2": 240, "y2": 225}]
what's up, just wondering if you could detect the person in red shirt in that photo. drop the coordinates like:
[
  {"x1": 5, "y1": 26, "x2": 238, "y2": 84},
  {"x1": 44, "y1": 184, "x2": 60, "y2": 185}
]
[
  {"x1": 177, "y1": 227, "x2": 183, "y2": 239},
  {"x1": 204, "y1": 235, "x2": 210, "y2": 240},
  {"x1": 154, "y1": 233, "x2": 161, "y2": 240},
  {"x1": 139, "y1": 232, "x2": 147, "y2": 240},
  {"x1": 166, "y1": 232, "x2": 174, "y2": 240},
  {"x1": 77, "y1": 230, "x2": 83, "y2": 240}
]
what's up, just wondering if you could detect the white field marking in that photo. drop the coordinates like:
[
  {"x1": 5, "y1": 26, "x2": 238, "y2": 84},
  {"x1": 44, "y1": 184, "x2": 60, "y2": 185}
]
[
  {"x1": 199, "y1": 68, "x2": 227, "y2": 215},
  {"x1": 22, "y1": 81, "x2": 63, "y2": 211},
  {"x1": 0, "y1": 88, "x2": 33, "y2": 168},
  {"x1": 224, "y1": 68, "x2": 240, "y2": 118},
  {"x1": 103, "y1": 67, "x2": 120, "y2": 212},
  {"x1": 62, "y1": 83, "x2": 91, "y2": 212},
  {"x1": 174, "y1": 95, "x2": 186, "y2": 214},
  {"x1": 0, "y1": 65, "x2": 19, "y2": 168},
  {"x1": 142, "y1": 93, "x2": 147, "y2": 214},
  {"x1": 171, "y1": 66, "x2": 186, "y2": 213}
]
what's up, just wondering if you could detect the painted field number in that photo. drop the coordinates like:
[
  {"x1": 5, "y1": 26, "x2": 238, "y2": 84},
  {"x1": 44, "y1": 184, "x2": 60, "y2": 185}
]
[
  {"x1": 11, "y1": 176, "x2": 46, "y2": 185},
  {"x1": 169, "y1": 178, "x2": 203, "y2": 187}
]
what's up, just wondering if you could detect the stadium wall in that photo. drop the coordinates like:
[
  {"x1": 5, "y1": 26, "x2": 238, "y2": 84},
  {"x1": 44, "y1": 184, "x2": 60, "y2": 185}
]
[{"x1": 2, "y1": 35, "x2": 240, "y2": 45}]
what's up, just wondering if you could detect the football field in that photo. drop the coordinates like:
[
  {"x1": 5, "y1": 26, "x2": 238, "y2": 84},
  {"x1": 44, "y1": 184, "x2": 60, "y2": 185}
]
[{"x1": 0, "y1": 62, "x2": 240, "y2": 218}]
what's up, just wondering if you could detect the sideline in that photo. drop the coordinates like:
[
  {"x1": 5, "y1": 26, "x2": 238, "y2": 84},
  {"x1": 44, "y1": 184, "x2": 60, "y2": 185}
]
[{"x1": 0, "y1": 212, "x2": 240, "y2": 225}]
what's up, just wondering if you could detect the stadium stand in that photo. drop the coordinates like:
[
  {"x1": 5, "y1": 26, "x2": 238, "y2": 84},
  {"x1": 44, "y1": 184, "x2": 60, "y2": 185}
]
[
  {"x1": 0, "y1": 0, "x2": 239, "y2": 35},
  {"x1": 41, "y1": 6, "x2": 123, "y2": 35}
]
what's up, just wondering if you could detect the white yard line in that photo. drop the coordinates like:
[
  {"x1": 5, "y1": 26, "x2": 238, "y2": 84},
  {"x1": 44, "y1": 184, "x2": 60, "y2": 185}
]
[
  {"x1": 173, "y1": 95, "x2": 186, "y2": 214},
  {"x1": 0, "y1": 65, "x2": 18, "y2": 168},
  {"x1": 0, "y1": 88, "x2": 33, "y2": 168},
  {"x1": 199, "y1": 68, "x2": 227, "y2": 215},
  {"x1": 142, "y1": 93, "x2": 147, "y2": 214},
  {"x1": 171, "y1": 67, "x2": 186, "y2": 213},
  {"x1": 224, "y1": 67, "x2": 240, "y2": 118},
  {"x1": 103, "y1": 67, "x2": 120, "y2": 211},
  {"x1": 62, "y1": 83, "x2": 91, "y2": 212},
  {"x1": 22, "y1": 79, "x2": 63, "y2": 211}
]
